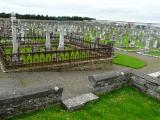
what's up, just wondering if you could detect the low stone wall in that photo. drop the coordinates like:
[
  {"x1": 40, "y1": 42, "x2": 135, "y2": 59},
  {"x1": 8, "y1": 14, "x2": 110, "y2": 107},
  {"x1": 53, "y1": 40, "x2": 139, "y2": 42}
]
[
  {"x1": 89, "y1": 69, "x2": 160, "y2": 101},
  {"x1": 0, "y1": 85, "x2": 63, "y2": 119},
  {"x1": 7, "y1": 58, "x2": 112, "y2": 72},
  {"x1": 88, "y1": 69, "x2": 132, "y2": 94},
  {"x1": 130, "y1": 72, "x2": 160, "y2": 100}
]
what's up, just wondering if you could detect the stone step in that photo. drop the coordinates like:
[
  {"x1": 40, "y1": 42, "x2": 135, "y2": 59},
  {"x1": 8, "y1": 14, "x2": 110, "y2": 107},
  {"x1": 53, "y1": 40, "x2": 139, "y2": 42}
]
[{"x1": 62, "y1": 93, "x2": 99, "y2": 111}]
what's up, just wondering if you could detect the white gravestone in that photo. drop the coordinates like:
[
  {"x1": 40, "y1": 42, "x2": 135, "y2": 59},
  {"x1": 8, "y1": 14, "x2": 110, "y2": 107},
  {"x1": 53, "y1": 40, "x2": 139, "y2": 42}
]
[
  {"x1": 153, "y1": 40, "x2": 158, "y2": 48},
  {"x1": 145, "y1": 36, "x2": 150, "y2": 49},
  {"x1": 58, "y1": 26, "x2": 64, "y2": 50},
  {"x1": 20, "y1": 26, "x2": 25, "y2": 42},
  {"x1": 11, "y1": 13, "x2": 18, "y2": 54},
  {"x1": 45, "y1": 25, "x2": 52, "y2": 50}
]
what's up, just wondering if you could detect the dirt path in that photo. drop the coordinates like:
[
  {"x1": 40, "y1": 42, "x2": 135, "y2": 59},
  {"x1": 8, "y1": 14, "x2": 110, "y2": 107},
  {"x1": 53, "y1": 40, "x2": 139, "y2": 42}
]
[{"x1": 0, "y1": 65, "x2": 122, "y2": 100}]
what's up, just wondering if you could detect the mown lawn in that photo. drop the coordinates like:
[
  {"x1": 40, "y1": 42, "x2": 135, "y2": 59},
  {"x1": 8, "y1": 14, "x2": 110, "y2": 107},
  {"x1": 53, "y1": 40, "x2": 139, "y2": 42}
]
[
  {"x1": 10, "y1": 87, "x2": 160, "y2": 120},
  {"x1": 113, "y1": 52, "x2": 146, "y2": 69},
  {"x1": 146, "y1": 51, "x2": 160, "y2": 56}
]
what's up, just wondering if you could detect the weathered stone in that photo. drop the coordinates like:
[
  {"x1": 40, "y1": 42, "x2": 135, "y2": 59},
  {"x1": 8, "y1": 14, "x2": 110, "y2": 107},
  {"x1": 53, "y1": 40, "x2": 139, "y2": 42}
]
[
  {"x1": 88, "y1": 69, "x2": 131, "y2": 94},
  {"x1": 63, "y1": 93, "x2": 99, "y2": 111},
  {"x1": 88, "y1": 69, "x2": 131, "y2": 87},
  {"x1": 147, "y1": 89, "x2": 160, "y2": 100},
  {"x1": 156, "y1": 86, "x2": 160, "y2": 93},
  {"x1": 0, "y1": 84, "x2": 63, "y2": 119}
]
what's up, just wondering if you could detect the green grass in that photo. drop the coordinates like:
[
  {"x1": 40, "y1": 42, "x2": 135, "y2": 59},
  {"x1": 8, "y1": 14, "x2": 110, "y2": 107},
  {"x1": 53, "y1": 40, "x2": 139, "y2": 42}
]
[
  {"x1": 113, "y1": 53, "x2": 146, "y2": 69},
  {"x1": 10, "y1": 87, "x2": 160, "y2": 120},
  {"x1": 146, "y1": 51, "x2": 160, "y2": 56}
]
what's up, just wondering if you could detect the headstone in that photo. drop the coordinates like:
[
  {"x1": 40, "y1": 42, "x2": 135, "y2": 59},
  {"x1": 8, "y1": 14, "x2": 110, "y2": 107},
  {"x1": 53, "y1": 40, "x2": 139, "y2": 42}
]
[
  {"x1": 119, "y1": 33, "x2": 123, "y2": 47},
  {"x1": 153, "y1": 40, "x2": 158, "y2": 48},
  {"x1": 45, "y1": 25, "x2": 52, "y2": 51},
  {"x1": 58, "y1": 26, "x2": 64, "y2": 50},
  {"x1": 145, "y1": 36, "x2": 150, "y2": 49},
  {"x1": 20, "y1": 26, "x2": 25, "y2": 41},
  {"x1": 11, "y1": 12, "x2": 18, "y2": 54}
]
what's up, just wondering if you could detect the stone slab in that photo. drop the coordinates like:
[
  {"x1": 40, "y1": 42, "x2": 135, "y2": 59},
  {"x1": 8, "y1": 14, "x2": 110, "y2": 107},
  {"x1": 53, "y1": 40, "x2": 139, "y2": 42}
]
[
  {"x1": 148, "y1": 71, "x2": 160, "y2": 78},
  {"x1": 62, "y1": 93, "x2": 99, "y2": 111}
]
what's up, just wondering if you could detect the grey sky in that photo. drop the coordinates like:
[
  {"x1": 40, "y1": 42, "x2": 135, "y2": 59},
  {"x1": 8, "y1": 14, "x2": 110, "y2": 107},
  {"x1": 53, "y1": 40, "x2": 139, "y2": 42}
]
[{"x1": 0, "y1": 0, "x2": 160, "y2": 23}]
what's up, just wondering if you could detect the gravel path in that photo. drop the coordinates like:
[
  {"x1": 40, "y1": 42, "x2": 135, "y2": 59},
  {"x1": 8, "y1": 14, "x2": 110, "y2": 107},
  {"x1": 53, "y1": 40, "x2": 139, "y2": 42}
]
[{"x1": 0, "y1": 65, "x2": 123, "y2": 100}]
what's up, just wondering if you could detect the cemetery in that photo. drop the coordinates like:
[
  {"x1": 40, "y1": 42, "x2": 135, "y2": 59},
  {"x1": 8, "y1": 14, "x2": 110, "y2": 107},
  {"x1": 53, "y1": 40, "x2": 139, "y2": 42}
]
[
  {"x1": 0, "y1": 13, "x2": 160, "y2": 120},
  {"x1": 0, "y1": 13, "x2": 113, "y2": 72}
]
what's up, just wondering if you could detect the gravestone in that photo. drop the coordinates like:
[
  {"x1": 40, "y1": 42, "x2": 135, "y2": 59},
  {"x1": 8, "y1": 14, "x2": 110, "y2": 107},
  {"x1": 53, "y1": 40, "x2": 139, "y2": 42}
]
[
  {"x1": 11, "y1": 12, "x2": 18, "y2": 54},
  {"x1": 119, "y1": 33, "x2": 123, "y2": 47},
  {"x1": 145, "y1": 37, "x2": 150, "y2": 49},
  {"x1": 153, "y1": 40, "x2": 158, "y2": 48},
  {"x1": 45, "y1": 25, "x2": 52, "y2": 51},
  {"x1": 58, "y1": 26, "x2": 64, "y2": 50},
  {"x1": 20, "y1": 26, "x2": 25, "y2": 42}
]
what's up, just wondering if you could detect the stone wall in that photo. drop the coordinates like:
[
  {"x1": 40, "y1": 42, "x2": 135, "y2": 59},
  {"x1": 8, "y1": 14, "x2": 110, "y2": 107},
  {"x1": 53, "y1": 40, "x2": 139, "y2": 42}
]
[
  {"x1": 7, "y1": 58, "x2": 112, "y2": 72},
  {"x1": 89, "y1": 69, "x2": 160, "y2": 101},
  {"x1": 0, "y1": 85, "x2": 63, "y2": 119},
  {"x1": 129, "y1": 72, "x2": 160, "y2": 100},
  {"x1": 88, "y1": 69, "x2": 132, "y2": 94}
]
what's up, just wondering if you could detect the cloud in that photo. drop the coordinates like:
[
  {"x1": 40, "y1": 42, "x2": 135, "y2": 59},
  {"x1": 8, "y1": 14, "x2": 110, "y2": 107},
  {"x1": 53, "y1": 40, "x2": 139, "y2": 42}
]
[{"x1": 0, "y1": 0, "x2": 160, "y2": 23}]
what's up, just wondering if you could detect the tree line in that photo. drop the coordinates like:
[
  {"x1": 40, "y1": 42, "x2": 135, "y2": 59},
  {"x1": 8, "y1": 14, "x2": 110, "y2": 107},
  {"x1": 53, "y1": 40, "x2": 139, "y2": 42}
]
[{"x1": 0, "y1": 12, "x2": 95, "y2": 21}]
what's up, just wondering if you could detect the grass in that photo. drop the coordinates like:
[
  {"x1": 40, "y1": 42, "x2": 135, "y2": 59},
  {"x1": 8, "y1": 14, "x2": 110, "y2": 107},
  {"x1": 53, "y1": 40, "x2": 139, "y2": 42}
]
[
  {"x1": 113, "y1": 52, "x2": 146, "y2": 69},
  {"x1": 146, "y1": 51, "x2": 160, "y2": 56},
  {"x1": 10, "y1": 87, "x2": 160, "y2": 120}
]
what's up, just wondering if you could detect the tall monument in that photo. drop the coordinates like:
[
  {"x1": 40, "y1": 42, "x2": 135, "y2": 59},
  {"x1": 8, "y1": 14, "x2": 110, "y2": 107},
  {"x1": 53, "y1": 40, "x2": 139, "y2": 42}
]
[
  {"x1": 11, "y1": 12, "x2": 18, "y2": 54},
  {"x1": 58, "y1": 26, "x2": 64, "y2": 50}
]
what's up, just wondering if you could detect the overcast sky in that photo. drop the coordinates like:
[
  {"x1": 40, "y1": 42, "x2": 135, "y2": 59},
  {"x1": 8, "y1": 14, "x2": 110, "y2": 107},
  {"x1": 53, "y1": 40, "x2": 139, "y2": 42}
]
[{"x1": 0, "y1": 0, "x2": 160, "y2": 23}]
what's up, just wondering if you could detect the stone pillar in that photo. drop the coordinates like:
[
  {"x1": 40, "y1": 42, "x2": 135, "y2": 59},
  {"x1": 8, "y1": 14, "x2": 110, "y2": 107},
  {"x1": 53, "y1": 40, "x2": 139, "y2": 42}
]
[
  {"x1": 45, "y1": 26, "x2": 51, "y2": 50},
  {"x1": 58, "y1": 26, "x2": 64, "y2": 50},
  {"x1": 11, "y1": 12, "x2": 18, "y2": 54}
]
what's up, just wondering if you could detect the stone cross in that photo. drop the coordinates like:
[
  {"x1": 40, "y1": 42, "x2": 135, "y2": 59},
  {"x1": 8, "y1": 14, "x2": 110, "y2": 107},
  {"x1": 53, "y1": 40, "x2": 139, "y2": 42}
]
[
  {"x1": 11, "y1": 12, "x2": 18, "y2": 54},
  {"x1": 58, "y1": 25, "x2": 64, "y2": 50}
]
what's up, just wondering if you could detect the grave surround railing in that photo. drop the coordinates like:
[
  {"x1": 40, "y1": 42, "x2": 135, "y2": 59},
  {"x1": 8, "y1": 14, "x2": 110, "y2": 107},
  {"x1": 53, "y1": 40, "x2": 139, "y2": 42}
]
[{"x1": 0, "y1": 35, "x2": 113, "y2": 69}]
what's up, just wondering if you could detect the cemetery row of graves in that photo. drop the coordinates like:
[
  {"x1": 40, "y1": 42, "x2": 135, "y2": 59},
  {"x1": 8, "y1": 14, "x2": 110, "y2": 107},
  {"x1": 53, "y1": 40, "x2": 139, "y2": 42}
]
[
  {"x1": 0, "y1": 14, "x2": 113, "y2": 70},
  {"x1": 0, "y1": 14, "x2": 160, "y2": 70}
]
